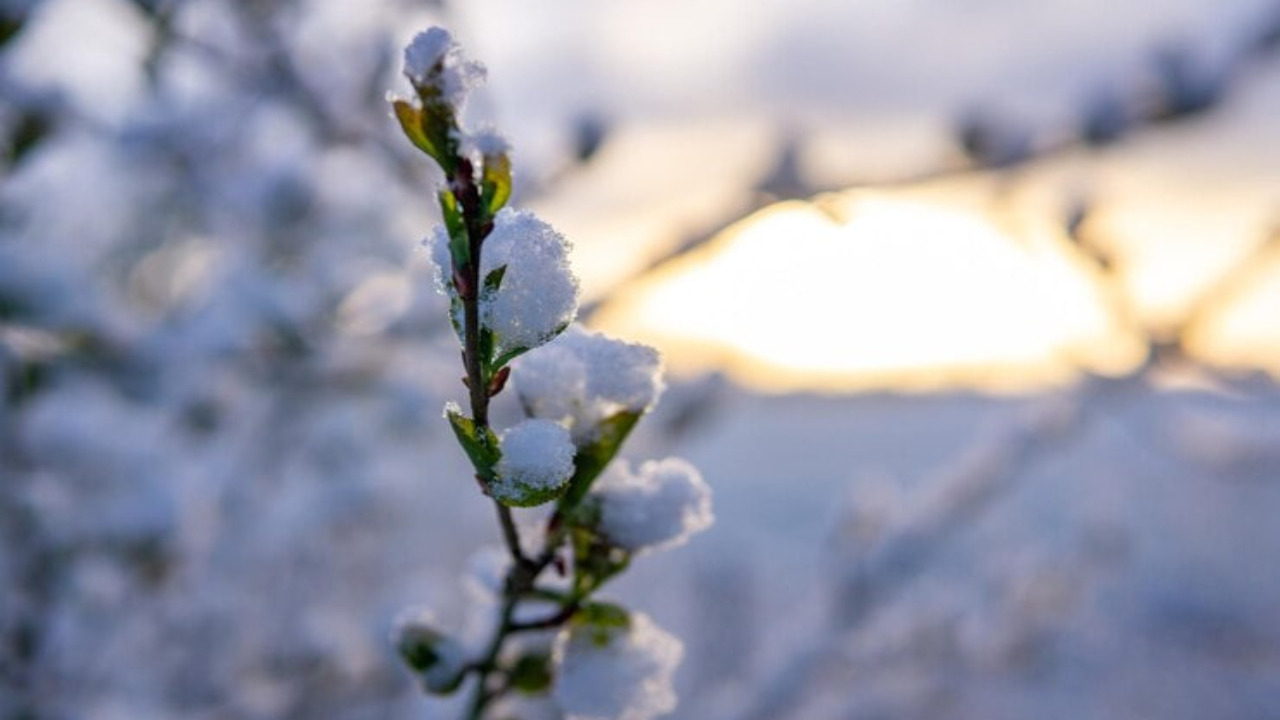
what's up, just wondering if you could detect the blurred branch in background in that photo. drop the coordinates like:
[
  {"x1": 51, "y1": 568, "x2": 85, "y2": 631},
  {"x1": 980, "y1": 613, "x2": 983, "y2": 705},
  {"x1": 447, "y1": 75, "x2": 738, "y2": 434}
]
[
  {"x1": 582, "y1": 0, "x2": 1280, "y2": 323},
  {"x1": 716, "y1": 207, "x2": 1280, "y2": 720}
]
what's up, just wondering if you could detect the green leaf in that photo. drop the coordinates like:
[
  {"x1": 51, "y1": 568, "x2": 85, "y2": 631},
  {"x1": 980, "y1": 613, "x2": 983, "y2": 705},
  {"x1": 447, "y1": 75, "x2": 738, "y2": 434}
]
[
  {"x1": 478, "y1": 326, "x2": 496, "y2": 370},
  {"x1": 492, "y1": 478, "x2": 570, "y2": 508},
  {"x1": 418, "y1": 99, "x2": 460, "y2": 174},
  {"x1": 447, "y1": 294, "x2": 465, "y2": 342},
  {"x1": 476, "y1": 266, "x2": 508, "y2": 374},
  {"x1": 490, "y1": 320, "x2": 571, "y2": 370},
  {"x1": 397, "y1": 626, "x2": 444, "y2": 673},
  {"x1": 422, "y1": 670, "x2": 465, "y2": 696},
  {"x1": 396, "y1": 623, "x2": 466, "y2": 694},
  {"x1": 481, "y1": 152, "x2": 512, "y2": 216},
  {"x1": 438, "y1": 189, "x2": 469, "y2": 270},
  {"x1": 392, "y1": 100, "x2": 440, "y2": 162},
  {"x1": 570, "y1": 526, "x2": 631, "y2": 597},
  {"x1": 509, "y1": 652, "x2": 554, "y2": 695},
  {"x1": 482, "y1": 265, "x2": 507, "y2": 295},
  {"x1": 445, "y1": 408, "x2": 500, "y2": 479},
  {"x1": 575, "y1": 601, "x2": 632, "y2": 646},
  {"x1": 393, "y1": 92, "x2": 460, "y2": 174},
  {"x1": 0, "y1": 15, "x2": 25, "y2": 48},
  {"x1": 8, "y1": 110, "x2": 50, "y2": 165},
  {"x1": 490, "y1": 345, "x2": 530, "y2": 372},
  {"x1": 577, "y1": 601, "x2": 630, "y2": 629},
  {"x1": 558, "y1": 410, "x2": 643, "y2": 510}
]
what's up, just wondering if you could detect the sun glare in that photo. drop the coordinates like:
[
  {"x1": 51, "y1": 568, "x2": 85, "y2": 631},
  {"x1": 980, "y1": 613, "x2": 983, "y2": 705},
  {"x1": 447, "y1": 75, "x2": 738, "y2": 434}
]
[{"x1": 592, "y1": 191, "x2": 1145, "y2": 392}]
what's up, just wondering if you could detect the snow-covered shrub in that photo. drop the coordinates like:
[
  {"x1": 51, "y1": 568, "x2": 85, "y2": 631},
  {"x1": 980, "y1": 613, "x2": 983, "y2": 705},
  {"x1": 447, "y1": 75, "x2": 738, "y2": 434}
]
[{"x1": 393, "y1": 26, "x2": 711, "y2": 720}]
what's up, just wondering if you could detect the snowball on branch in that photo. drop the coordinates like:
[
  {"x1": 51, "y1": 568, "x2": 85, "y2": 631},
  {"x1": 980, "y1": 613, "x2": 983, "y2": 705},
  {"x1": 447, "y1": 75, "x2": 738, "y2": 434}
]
[
  {"x1": 515, "y1": 327, "x2": 663, "y2": 444},
  {"x1": 480, "y1": 209, "x2": 579, "y2": 357},
  {"x1": 492, "y1": 418, "x2": 575, "y2": 506},
  {"x1": 402, "y1": 27, "x2": 486, "y2": 108},
  {"x1": 464, "y1": 125, "x2": 512, "y2": 161},
  {"x1": 422, "y1": 208, "x2": 579, "y2": 359},
  {"x1": 589, "y1": 458, "x2": 713, "y2": 553},
  {"x1": 553, "y1": 611, "x2": 683, "y2": 720}
]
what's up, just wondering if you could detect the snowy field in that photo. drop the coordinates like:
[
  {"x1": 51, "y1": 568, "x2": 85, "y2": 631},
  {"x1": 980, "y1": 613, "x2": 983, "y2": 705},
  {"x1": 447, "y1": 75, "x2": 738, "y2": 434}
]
[{"x1": 3, "y1": 0, "x2": 1280, "y2": 718}]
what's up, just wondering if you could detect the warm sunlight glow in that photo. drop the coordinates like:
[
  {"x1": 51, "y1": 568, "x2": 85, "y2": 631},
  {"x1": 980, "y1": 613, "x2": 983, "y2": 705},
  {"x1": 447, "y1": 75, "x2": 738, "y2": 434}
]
[{"x1": 593, "y1": 191, "x2": 1145, "y2": 392}]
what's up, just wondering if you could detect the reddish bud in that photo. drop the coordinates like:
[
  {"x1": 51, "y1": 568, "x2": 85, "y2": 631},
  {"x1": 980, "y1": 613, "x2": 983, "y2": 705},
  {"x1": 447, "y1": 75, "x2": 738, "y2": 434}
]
[{"x1": 487, "y1": 366, "x2": 511, "y2": 397}]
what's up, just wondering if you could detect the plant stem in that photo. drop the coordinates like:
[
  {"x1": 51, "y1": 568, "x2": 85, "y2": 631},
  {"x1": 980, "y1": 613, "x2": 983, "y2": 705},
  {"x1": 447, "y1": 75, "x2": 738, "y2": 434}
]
[
  {"x1": 452, "y1": 155, "x2": 556, "y2": 720},
  {"x1": 448, "y1": 154, "x2": 579, "y2": 720},
  {"x1": 495, "y1": 503, "x2": 529, "y2": 566},
  {"x1": 464, "y1": 595, "x2": 518, "y2": 720},
  {"x1": 508, "y1": 602, "x2": 580, "y2": 633}
]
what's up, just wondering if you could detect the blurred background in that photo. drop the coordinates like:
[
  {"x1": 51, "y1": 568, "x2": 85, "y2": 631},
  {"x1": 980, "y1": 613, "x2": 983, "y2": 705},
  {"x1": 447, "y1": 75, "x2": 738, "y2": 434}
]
[{"x1": 2, "y1": 0, "x2": 1280, "y2": 718}]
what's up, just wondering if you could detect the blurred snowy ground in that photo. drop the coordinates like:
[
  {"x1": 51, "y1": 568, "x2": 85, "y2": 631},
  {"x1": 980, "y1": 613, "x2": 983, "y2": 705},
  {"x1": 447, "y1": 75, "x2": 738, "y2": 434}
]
[{"x1": 2, "y1": 0, "x2": 1279, "y2": 718}]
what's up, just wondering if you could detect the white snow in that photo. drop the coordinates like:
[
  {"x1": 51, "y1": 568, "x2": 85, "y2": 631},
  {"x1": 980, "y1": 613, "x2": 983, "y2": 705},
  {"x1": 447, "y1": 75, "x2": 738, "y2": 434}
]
[
  {"x1": 591, "y1": 458, "x2": 714, "y2": 553},
  {"x1": 462, "y1": 546, "x2": 511, "y2": 602},
  {"x1": 467, "y1": 125, "x2": 512, "y2": 159},
  {"x1": 422, "y1": 225, "x2": 454, "y2": 290},
  {"x1": 516, "y1": 326, "x2": 663, "y2": 443},
  {"x1": 422, "y1": 207, "x2": 580, "y2": 355},
  {"x1": 402, "y1": 27, "x2": 486, "y2": 107},
  {"x1": 403, "y1": 28, "x2": 452, "y2": 82},
  {"x1": 492, "y1": 418, "x2": 575, "y2": 505},
  {"x1": 553, "y1": 611, "x2": 684, "y2": 720},
  {"x1": 479, "y1": 208, "x2": 580, "y2": 357}
]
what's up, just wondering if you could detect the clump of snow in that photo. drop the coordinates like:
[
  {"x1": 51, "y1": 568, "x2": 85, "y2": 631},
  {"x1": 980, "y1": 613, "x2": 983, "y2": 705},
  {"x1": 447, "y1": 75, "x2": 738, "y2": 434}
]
[
  {"x1": 393, "y1": 608, "x2": 467, "y2": 694},
  {"x1": 422, "y1": 226, "x2": 454, "y2": 291},
  {"x1": 402, "y1": 27, "x2": 486, "y2": 107},
  {"x1": 515, "y1": 326, "x2": 663, "y2": 444},
  {"x1": 440, "y1": 399, "x2": 464, "y2": 419},
  {"x1": 403, "y1": 28, "x2": 451, "y2": 80},
  {"x1": 492, "y1": 419, "x2": 575, "y2": 505},
  {"x1": 480, "y1": 209, "x2": 579, "y2": 357},
  {"x1": 590, "y1": 458, "x2": 713, "y2": 553},
  {"x1": 553, "y1": 611, "x2": 683, "y2": 720},
  {"x1": 466, "y1": 125, "x2": 512, "y2": 160},
  {"x1": 421, "y1": 209, "x2": 579, "y2": 358}
]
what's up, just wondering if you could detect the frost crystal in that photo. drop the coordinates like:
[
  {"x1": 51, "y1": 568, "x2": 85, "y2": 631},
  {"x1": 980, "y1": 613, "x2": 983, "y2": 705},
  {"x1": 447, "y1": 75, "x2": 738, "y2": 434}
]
[
  {"x1": 492, "y1": 419, "x2": 575, "y2": 506},
  {"x1": 553, "y1": 612, "x2": 683, "y2": 720},
  {"x1": 516, "y1": 327, "x2": 663, "y2": 444},
  {"x1": 402, "y1": 27, "x2": 486, "y2": 107},
  {"x1": 479, "y1": 209, "x2": 580, "y2": 357},
  {"x1": 591, "y1": 458, "x2": 713, "y2": 553}
]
